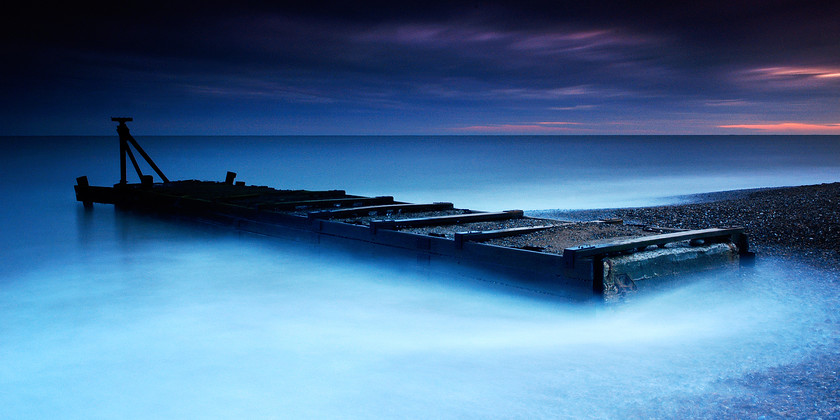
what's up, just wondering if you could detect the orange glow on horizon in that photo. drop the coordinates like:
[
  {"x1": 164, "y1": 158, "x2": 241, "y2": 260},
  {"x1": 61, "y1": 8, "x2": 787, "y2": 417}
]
[{"x1": 719, "y1": 122, "x2": 840, "y2": 133}]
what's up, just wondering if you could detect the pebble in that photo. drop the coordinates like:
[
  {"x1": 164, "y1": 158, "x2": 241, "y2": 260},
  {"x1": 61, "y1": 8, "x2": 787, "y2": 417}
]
[{"x1": 537, "y1": 182, "x2": 840, "y2": 418}]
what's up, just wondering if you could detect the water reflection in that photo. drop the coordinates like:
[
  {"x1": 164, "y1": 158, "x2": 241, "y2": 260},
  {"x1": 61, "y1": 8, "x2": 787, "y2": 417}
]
[{"x1": 2, "y1": 208, "x2": 837, "y2": 418}]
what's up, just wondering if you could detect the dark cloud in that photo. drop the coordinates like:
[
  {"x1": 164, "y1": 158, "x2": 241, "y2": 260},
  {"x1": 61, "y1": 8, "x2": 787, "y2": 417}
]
[{"x1": 2, "y1": 1, "x2": 838, "y2": 134}]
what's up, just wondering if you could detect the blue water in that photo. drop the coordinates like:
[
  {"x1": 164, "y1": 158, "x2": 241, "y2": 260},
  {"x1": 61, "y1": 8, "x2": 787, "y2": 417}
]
[{"x1": 2, "y1": 135, "x2": 839, "y2": 418}]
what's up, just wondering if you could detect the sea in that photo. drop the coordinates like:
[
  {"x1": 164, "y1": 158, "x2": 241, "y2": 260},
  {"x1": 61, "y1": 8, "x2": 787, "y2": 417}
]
[{"x1": 2, "y1": 135, "x2": 839, "y2": 418}]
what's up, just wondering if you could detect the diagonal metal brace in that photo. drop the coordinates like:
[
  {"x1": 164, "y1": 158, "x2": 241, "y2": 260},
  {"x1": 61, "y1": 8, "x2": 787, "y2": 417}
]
[{"x1": 112, "y1": 117, "x2": 169, "y2": 184}]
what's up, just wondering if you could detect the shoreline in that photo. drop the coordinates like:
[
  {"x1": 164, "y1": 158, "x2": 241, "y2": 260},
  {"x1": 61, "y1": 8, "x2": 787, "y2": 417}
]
[
  {"x1": 536, "y1": 182, "x2": 840, "y2": 418},
  {"x1": 533, "y1": 182, "x2": 840, "y2": 270}
]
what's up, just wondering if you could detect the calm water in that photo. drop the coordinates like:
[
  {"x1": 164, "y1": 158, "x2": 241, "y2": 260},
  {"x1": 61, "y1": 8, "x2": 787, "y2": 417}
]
[{"x1": 2, "y1": 135, "x2": 840, "y2": 418}]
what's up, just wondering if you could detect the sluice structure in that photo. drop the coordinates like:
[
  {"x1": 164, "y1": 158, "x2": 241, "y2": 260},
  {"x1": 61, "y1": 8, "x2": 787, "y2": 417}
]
[{"x1": 75, "y1": 119, "x2": 754, "y2": 301}]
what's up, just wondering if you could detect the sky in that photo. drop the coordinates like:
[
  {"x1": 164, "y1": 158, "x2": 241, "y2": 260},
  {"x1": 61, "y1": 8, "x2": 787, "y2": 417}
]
[{"x1": 2, "y1": 1, "x2": 839, "y2": 135}]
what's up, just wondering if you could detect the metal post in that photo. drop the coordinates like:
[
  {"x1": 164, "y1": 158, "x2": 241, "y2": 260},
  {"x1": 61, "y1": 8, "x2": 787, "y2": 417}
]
[
  {"x1": 114, "y1": 117, "x2": 132, "y2": 184},
  {"x1": 119, "y1": 135, "x2": 127, "y2": 185},
  {"x1": 111, "y1": 117, "x2": 170, "y2": 184}
]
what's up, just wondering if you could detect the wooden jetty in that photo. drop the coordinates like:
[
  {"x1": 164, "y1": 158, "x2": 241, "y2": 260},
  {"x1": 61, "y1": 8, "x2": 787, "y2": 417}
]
[{"x1": 75, "y1": 119, "x2": 753, "y2": 301}]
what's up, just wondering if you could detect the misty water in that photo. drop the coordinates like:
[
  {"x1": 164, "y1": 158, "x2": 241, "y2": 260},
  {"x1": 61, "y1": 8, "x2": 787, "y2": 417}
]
[{"x1": 2, "y1": 135, "x2": 840, "y2": 418}]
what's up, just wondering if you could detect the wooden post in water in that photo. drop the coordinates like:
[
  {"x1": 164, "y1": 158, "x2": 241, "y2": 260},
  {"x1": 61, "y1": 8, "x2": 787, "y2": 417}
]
[{"x1": 76, "y1": 176, "x2": 93, "y2": 208}]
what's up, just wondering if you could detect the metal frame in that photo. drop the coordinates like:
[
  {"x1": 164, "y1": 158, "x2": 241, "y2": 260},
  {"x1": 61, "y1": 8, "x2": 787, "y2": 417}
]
[{"x1": 112, "y1": 117, "x2": 169, "y2": 184}]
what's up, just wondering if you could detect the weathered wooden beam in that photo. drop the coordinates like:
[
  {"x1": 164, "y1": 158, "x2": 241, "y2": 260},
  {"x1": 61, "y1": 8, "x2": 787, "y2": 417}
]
[
  {"x1": 309, "y1": 202, "x2": 453, "y2": 220},
  {"x1": 75, "y1": 176, "x2": 93, "y2": 208},
  {"x1": 224, "y1": 190, "x2": 349, "y2": 203},
  {"x1": 263, "y1": 196, "x2": 395, "y2": 211},
  {"x1": 453, "y1": 225, "x2": 556, "y2": 248},
  {"x1": 370, "y1": 210, "x2": 524, "y2": 231},
  {"x1": 74, "y1": 183, "x2": 120, "y2": 205},
  {"x1": 220, "y1": 192, "x2": 264, "y2": 200},
  {"x1": 267, "y1": 190, "x2": 349, "y2": 201},
  {"x1": 563, "y1": 227, "x2": 747, "y2": 269}
]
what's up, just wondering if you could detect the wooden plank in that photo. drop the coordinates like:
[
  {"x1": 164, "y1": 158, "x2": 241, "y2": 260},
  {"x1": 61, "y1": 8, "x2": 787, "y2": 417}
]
[
  {"x1": 270, "y1": 190, "x2": 349, "y2": 200},
  {"x1": 371, "y1": 210, "x2": 524, "y2": 231},
  {"x1": 563, "y1": 227, "x2": 746, "y2": 269},
  {"x1": 262, "y1": 196, "x2": 395, "y2": 211},
  {"x1": 309, "y1": 202, "x2": 454, "y2": 219},
  {"x1": 74, "y1": 185, "x2": 120, "y2": 204},
  {"x1": 75, "y1": 177, "x2": 93, "y2": 208},
  {"x1": 453, "y1": 225, "x2": 556, "y2": 248},
  {"x1": 219, "y1": 192, "x2": 265, "y2": 200},
  {"x1": 225, "y1": 189, "x2": 348, "y2": 203}
]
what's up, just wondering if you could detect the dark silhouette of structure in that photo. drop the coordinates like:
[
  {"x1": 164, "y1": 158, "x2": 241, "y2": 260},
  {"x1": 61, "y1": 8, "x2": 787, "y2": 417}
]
[
  {"x1": 112, "y1": 117, "x2": 169, "y2": 185},
  {"x1": 73, "y1": 119, "x2": 753, "y2": 302}
]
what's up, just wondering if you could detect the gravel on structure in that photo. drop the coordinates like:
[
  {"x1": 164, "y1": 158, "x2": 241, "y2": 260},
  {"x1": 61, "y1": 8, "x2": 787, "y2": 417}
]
[
  {"x1": 403, "y1": 217, "x2": 562, "y2": 239},
  {"x1": 485, "y1": 222, "x2": 657, "y2": 254},
  {"x1": 537, "y1": 182, "x2": 840, "y2": 265},
  {"x1": 336, "y1": 209, "x2": 467, "y2": 225}
]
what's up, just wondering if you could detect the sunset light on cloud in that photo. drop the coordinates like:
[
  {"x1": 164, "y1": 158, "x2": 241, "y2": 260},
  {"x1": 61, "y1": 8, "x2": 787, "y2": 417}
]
[
  {"x1": 738, "y1": 66, "x2": 840, "y2": 90},
  {"x1": 752, "y1": 67, "x2": 840, "y2": 79},
  {"x1": 2, "y1": 2, "x2": 839, "y2": 135}
]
